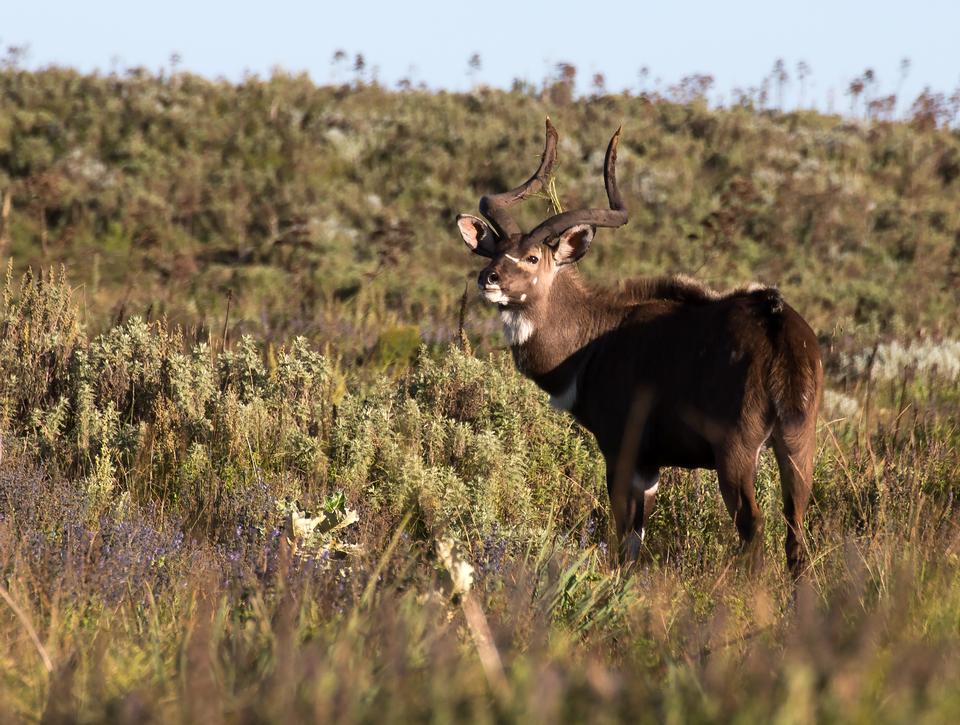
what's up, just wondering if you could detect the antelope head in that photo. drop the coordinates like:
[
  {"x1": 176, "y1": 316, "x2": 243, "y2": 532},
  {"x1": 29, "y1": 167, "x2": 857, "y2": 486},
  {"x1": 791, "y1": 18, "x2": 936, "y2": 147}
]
[{"x1": 456, "y1": 118, "x2": 628, "y2": 311}]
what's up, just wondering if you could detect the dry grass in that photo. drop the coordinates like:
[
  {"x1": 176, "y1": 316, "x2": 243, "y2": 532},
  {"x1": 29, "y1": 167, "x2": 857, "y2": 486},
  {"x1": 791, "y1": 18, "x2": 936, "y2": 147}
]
[{"x1": 0, "y1": 270, "x2": 956, "y2": 722}]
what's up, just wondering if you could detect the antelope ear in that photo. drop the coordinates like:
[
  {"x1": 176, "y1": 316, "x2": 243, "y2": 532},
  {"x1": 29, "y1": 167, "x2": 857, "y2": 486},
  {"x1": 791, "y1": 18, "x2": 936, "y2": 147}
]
[
  {"x1": 551, "y1": 224, "x2": 596, "y2": 265},
  {"x1": 456, "y1": 214, "x2": 498, "y2": 257}
]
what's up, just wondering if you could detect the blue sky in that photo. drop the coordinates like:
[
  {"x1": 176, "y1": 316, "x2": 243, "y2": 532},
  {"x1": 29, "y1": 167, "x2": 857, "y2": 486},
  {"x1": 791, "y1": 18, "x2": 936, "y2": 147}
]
[{"x1": 5, "y1": 1, "x2": 959, "y2": 112}]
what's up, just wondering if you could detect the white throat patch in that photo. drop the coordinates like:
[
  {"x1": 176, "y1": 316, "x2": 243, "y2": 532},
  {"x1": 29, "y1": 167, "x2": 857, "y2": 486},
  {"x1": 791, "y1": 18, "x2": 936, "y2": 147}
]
[{"x1": 500, "y1": 309, "x2": 535, "y2": 346}]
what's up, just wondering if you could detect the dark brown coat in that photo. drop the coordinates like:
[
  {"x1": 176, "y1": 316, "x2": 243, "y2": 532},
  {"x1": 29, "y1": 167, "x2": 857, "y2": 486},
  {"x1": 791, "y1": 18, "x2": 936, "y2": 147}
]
[{"x1": 456, "y1": 120, "x2": 822, "y2": 574}]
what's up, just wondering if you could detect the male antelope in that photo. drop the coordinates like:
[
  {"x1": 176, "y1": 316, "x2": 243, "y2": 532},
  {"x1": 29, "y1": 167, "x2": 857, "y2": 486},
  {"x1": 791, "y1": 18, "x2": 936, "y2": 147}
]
[{"x1": 455, "y1": 119, "x2": 822, "y2": 575}]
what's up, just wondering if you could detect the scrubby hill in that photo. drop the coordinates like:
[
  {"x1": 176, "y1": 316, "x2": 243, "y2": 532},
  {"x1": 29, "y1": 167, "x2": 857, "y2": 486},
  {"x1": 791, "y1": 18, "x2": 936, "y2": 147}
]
[{"x1": 2, "y1": 67, "x2": 959, "y2": 356}]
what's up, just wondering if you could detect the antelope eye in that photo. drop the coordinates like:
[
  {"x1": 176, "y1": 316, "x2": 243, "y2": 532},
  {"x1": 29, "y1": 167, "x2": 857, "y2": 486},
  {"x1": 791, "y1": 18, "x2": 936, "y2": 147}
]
[{"x1": 525, "y1": 255, "x2": 539, "y2": 264}]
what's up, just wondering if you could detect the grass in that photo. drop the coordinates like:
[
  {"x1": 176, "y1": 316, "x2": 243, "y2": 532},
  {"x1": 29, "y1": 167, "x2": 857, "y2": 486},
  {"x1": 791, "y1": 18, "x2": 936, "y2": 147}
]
[{"x1": 0, "y1": 269, "x2": 957, "y2": 722}]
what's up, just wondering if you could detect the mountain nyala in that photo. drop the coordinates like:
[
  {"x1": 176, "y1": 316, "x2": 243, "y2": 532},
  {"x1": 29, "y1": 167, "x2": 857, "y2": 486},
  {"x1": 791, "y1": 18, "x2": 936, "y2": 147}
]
[{"x1": 455, "y1": 119, "x2": 822, "y2": 576}]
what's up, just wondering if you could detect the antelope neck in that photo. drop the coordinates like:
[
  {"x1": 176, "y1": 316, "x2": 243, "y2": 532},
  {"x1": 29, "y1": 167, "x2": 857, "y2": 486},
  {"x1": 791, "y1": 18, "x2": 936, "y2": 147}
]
[{"x1": 509, "y1": 271, "x2": 625, "y2": 395}]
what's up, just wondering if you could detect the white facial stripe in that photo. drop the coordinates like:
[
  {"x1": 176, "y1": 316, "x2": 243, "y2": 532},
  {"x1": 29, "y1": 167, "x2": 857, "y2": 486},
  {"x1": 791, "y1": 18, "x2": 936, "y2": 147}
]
[
  {"x1": 500, "y1": 309, "x2": 535, "y2": 345},
  {"x1": 503, "y1": 254, "x2": 521, "y2": 264},
  {"x1": 532, "y1": 276, "x2": 539, "y2": 285},
  {"x1": 520, "y1": 293, "x2": 527, "y2": 302}
]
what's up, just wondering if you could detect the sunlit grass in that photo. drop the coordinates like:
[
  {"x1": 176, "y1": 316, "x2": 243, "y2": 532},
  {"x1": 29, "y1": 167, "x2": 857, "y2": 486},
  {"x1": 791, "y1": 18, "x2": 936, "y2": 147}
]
[{"x1": 0, "y1": 271, "x2": 957, "y2": 721}]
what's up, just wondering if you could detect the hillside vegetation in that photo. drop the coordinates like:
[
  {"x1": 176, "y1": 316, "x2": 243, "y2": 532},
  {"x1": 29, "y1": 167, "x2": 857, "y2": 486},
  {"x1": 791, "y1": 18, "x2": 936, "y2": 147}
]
[
  {"x1": 0, "y1": 67, "x2": 959, "y2": 721},
  {"x1": 2, "y1": 67, "x2": 959, "y2": 352}
]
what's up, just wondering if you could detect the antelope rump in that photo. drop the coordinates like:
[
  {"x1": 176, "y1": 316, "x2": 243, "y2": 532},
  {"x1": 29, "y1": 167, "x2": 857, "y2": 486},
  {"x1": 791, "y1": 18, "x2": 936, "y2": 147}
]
[{"x1": 456, "y1": 119, "x2": 823, "y2": 575}]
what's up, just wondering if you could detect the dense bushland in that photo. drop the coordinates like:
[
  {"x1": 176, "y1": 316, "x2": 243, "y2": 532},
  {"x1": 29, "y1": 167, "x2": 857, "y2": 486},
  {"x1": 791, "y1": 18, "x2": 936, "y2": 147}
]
[
  {"x1": 0, "y1": 68, "x2": 959, "y2": 721},
  {"x1": 0, "y1": 263, "x2": 958, "y2": 721}
]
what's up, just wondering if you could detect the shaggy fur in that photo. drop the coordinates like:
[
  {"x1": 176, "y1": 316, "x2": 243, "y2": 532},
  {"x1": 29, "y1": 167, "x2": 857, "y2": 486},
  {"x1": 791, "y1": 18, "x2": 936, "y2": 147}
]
[
  {"x1": 457, "y1": 121, "x2": 822, "y2": 575},
  {"x1": 473, "y1": 258, "x2": 823, "y2": 576}
]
